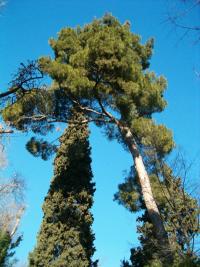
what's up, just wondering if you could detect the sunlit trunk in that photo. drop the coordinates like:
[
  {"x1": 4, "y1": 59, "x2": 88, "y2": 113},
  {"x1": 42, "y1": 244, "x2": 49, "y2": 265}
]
[{"x1": 118, "y1": 123, "x2": 172, "y2": 261}]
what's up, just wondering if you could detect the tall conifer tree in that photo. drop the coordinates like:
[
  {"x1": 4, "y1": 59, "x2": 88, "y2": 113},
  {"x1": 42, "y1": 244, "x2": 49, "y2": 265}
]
[
  {"x1": 2, "y1": 15, "x2": 180, "y2": 262},
  {"x1": 117, "y1": 162, "x2": 200, "y2": 266},
  {"x1": 29, "y1": 110, "x2": 97, "y2": 267}
]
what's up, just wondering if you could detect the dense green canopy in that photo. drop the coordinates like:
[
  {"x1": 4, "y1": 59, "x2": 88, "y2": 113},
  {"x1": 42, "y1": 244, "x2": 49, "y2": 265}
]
[
  {"x1": 29, "y1": 111, "x2": 97, "y2": 267},
  {"x1": 2, "y1": 15, "x2": 173, "y2": 159}
]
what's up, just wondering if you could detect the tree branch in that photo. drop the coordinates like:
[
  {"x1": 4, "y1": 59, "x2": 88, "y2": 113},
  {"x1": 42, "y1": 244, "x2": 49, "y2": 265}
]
[
  {"x1": 0, "y1": 129, "x2": 14, "y2": 134},
  {"x1": 10, "y1": 207, "x2": 24, "y2": 237},
  {"x1": 0, "y1": 86, "x2": 21, "y2": 99}
]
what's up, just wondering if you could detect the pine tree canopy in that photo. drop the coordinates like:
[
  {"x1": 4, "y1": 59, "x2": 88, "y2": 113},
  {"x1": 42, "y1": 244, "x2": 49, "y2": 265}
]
[{"x1": 2, "y1": 14, "x2": 173, "y2": 158}]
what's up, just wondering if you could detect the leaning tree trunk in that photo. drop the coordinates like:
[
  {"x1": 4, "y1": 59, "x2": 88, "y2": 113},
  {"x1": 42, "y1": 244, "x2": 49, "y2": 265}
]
[{"x1": 118, "y1": 123, "x2": 173, "y2": 262}]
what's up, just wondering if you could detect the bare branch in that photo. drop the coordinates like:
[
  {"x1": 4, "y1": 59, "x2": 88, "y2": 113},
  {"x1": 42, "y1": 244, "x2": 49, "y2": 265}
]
[
  {"x1": 0, "y1": 129, "x2": 14, "y2": 134},
  {"x1": 10, "y1": 207, "x2": 24, "y2": 237},
  {"x1": 0, "y1": 174, "x2": 25, "y2": 238},
  {"x1": 164, "y1": 0, "x2": 200, "y2": 47},
  {"x1": 0, "y1": 60, "x2": 44, "y2": 100}
]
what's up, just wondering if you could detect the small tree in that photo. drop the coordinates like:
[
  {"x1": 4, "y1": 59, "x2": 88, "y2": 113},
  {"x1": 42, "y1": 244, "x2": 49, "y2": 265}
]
[{"x1": 29, "y1": 110, "x2": 97, "y2": 267}]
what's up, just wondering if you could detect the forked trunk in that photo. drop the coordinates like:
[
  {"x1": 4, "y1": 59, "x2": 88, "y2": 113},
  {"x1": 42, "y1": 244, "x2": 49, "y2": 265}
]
[{"x1": 118, "y1": 123, "x2": 173, "y2": 262}]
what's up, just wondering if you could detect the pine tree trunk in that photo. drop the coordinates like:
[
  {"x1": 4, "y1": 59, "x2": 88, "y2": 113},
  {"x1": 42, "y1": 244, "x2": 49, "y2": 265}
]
[{"x1": 118, "y1": 123, "x2": 172, "y2": 261}]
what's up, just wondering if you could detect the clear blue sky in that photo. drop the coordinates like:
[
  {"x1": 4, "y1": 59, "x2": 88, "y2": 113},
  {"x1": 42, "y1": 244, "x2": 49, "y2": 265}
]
[{"x1": 0, "y1": 1, "x2": 199, "y2": 266}]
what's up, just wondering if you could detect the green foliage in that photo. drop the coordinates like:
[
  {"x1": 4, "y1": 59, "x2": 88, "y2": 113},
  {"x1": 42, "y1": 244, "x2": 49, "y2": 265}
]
[
  {"x1": 114, "y1": 170, "x2": 142, "y2": 212},
  {"x1": 38, "y1": 14, "x2": 167, "y2": 123},
  {"x1": 29, "y1": 111, "x2": 97, "y2": 267},
  {"x1": 117, "y1": 162, "x2": 200, "y2": 266},
  {"x1": 131, "y1": 118, "x2": 174, "y2": 157},
  {"x1": 1, "y1": 14, "x2": 180, "y2": 265},
  {"x1": 3, "y1": 15, "x2": 171, "y2": 153},
  {"x1": 26, "y1": 137, "x2": 57, "y2": 160},
  {"x1": 0, "y1": 230, "x2": 22, "y2": 267},
  {"x1": 2, "y1": 89, "x2": 54, "y2": 134},
  {"x1": 0, "y1": 231, "x2": 10, "y2": 266}
]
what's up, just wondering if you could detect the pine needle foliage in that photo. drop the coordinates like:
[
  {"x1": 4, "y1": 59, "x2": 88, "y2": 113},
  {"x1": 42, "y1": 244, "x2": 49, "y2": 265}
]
[
  {"x1": 0, "y1": 229, "x2": 22, "y2": 267},
  {"x1": 117, "y1": 163, "x2": 200, "y2": 267},
  {"x1": 0, "y1": 231, "x2": 10, "y2": 266}
]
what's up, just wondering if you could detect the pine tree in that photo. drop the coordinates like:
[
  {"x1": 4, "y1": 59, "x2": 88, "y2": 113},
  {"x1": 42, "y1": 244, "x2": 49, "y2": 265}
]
[
  {"x1": 116, "y1": 161, "x2": 200, "y2": 266},
  {"x1": 29, "y1": 111, "x2": 97, "y2": 267},
  {"x1": 2, "y1": 14, "x2": 176, "y2": 261}
]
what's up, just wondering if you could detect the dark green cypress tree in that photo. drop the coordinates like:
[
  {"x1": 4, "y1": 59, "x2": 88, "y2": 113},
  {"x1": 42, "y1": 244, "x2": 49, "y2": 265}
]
[{"x1": 29, "y1": 111, "x2": 97, "y2": 267}]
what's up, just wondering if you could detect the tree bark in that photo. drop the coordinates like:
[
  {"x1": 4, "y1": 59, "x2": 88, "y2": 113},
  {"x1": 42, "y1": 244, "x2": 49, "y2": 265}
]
[
  {"x1": 118, "y1": 123, "x2": 173, "y2": 261},
  {"x1": 0, "y1": 86, "x2": 19, "y2": 99}
]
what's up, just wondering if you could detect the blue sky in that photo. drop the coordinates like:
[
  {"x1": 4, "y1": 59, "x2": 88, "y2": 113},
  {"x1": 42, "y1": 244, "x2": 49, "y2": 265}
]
[{"x1": 0, "y1": 1, "x2": 199, "y2": 266}]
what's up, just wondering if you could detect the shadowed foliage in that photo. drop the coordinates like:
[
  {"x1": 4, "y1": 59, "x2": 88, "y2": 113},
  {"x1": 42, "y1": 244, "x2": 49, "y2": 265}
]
[{"x1": 29, "y1": 110, "x2": 97, "y2": 267}]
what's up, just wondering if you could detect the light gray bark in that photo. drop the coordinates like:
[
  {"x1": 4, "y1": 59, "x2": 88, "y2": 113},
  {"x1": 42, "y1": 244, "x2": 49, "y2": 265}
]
[{"x1": 118, "y1": 123, "x2": 172, "y2": 260}]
